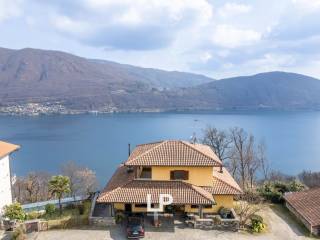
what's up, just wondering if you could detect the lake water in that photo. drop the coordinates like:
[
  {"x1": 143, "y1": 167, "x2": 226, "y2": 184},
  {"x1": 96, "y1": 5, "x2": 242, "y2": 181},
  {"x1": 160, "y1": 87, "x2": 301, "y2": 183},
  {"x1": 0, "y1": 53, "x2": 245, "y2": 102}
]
[{"x1": 1, "y1": 111, "x2": 320, "y2": 187}]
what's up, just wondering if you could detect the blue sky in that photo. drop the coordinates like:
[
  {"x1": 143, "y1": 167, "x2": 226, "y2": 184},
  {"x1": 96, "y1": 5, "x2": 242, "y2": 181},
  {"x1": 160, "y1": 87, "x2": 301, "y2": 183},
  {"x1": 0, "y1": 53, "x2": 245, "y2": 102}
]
[{"x1": 0, "y1": 0, "x2": 320, "y2": 79}]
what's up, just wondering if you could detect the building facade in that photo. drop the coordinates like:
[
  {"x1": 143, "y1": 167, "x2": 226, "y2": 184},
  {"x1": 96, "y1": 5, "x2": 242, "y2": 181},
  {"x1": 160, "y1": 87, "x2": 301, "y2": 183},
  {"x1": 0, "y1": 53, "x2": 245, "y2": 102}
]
[
  {"x1": 0, "y1": 141, "x2": 20, "y2": 216},
  {"x1": 98, "y1": 140, "x2": 242, "y2": 216}
]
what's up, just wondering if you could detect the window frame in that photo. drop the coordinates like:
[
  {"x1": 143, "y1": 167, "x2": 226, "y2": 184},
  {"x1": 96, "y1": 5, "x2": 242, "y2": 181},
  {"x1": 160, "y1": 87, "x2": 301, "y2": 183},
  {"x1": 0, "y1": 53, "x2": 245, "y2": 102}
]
[{"x1": 170, "y1": 170, "x2": 189, "y2": 180}]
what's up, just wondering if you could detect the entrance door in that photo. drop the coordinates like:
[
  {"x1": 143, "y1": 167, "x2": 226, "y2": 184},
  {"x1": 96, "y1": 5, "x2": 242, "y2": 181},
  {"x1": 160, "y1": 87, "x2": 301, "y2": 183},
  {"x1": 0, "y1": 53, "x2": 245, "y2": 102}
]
[{"x1": 125, "y1": 204, "x2": 132, "y2": 212}]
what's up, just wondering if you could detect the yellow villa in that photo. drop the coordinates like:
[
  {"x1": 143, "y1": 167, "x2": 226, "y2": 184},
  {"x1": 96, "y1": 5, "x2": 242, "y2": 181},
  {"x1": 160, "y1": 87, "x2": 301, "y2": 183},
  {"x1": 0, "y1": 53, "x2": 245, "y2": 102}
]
[{"x1": 97, "y1": 140, "x2": 242, "y2": 217}]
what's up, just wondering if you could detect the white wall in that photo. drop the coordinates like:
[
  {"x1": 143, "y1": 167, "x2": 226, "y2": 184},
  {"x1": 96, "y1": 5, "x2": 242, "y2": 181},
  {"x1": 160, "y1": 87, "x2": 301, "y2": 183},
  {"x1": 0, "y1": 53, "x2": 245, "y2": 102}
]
[{"x1": 0, "y1": 155, "x2": 12, "y2": 216}]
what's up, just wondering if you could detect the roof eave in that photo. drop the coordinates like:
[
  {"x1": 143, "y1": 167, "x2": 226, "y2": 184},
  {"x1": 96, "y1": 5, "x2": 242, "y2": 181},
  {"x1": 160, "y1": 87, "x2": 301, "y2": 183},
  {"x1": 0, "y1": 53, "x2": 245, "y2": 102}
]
[{"x1": 0, "y1": 144, "x2": 20, "y2": 159}]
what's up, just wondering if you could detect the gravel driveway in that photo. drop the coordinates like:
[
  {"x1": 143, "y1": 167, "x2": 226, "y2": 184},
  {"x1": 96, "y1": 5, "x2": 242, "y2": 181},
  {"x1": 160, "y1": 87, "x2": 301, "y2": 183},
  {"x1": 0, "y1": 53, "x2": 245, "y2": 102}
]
[{"x1": 32, "y1": 205, "x2": 312, "y2": 240}]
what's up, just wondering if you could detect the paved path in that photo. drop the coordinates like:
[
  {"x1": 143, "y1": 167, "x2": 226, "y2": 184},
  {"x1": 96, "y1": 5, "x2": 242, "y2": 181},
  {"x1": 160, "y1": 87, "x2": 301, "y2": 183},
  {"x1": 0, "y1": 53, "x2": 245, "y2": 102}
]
[
  {"x1": 0, "y1": 230, "x2": 11, "y2": 240},
  {"x1": 32, "y1": 205, "x2": 313, "y2": 240}
]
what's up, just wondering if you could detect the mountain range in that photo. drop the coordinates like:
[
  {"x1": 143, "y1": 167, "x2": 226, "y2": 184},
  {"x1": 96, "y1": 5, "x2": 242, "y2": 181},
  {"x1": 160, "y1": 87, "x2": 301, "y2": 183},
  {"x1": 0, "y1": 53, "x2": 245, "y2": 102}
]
[{"x1": 1, "y1": 47, "x2": 320, "y2": 114}]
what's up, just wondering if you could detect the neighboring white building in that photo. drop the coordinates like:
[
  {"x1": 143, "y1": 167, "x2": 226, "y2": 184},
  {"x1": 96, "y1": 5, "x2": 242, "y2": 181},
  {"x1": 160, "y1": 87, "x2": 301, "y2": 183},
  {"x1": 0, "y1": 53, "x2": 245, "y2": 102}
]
[{"x1": 0, "y1": 141, "x2": 20, "y2": 216}]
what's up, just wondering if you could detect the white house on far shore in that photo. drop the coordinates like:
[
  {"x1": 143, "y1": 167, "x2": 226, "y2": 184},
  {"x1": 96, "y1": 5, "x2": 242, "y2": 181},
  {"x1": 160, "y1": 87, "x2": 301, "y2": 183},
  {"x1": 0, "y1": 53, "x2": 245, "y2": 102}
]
[{"x1": 0, "y1": 141, "x2": 20, "y2": 217}]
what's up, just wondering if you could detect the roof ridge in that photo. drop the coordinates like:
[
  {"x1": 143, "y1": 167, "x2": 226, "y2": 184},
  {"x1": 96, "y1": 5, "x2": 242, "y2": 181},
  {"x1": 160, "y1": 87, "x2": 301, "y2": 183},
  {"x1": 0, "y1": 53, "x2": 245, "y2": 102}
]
[
  {"x1": 181, "y1": 141, "x2": 222, "y2": 166},
  {"x1": 125, "y1": 140, "x2": 167, "y2": 165},
  {"x1": 285, "y1": 187, "x2": 320, "y2": 198},
  {"x1": 212, "y1": 172, "x2": 243, "y2": 193},
  {"x1": 136, "y1": 141, "x2": 165, "y2": 147}
]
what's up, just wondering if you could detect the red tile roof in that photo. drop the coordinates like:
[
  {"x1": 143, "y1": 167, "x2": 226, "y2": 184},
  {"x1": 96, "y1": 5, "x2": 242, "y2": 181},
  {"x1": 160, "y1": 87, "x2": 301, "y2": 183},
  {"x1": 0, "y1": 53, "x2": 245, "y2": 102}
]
[
  {"x1": 98, "y1": 164, "x2": 242, "y2": 205},
  {"x1": 125, "y1": 140, "x2": 222, "y2": 166},
  {"x1": 98, "y1": 140, "x2": 242, "y2": 205},
  {"x1": 203, "y1": 167, "x2": 243, "y2": 195},
  {"x1": 0, "y1": 141, "x2": 20, "y2": 158},
  {"x1": 101, "y1": 164, "x2": 136, "y2": 193},
  {"x1": 98, "y1": 179, "x2": 215, "y2": 205},
  {"x1": 285, "y1": 188, "x2": 320, "y2": 227}
]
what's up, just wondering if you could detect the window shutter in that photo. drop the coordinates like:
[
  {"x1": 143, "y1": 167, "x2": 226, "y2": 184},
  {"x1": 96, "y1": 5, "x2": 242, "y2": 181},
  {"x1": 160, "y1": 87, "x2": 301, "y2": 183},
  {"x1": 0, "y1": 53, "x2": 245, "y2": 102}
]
[
  {"x1": 184, "y1": 171, "x2": 189, "y2": 180},
  {"x1": 170, "y1": 171, "x2": 174, "y2": 180}
]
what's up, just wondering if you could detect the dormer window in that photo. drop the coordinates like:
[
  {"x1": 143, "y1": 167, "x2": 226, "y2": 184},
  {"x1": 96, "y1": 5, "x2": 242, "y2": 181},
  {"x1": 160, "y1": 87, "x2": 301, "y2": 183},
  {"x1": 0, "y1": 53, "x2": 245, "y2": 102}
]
[
  {"x1": 140, "y1": 167, "x2": 152, "y2": 179},
  {"x1": 170, "y1": 170, "x2": 189, "y2": 180}
]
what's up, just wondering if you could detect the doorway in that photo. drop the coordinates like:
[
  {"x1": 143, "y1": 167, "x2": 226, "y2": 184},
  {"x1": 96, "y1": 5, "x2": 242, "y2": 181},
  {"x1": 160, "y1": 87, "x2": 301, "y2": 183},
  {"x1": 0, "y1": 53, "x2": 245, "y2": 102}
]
[{"x1": 125, "y1": 204, "x2": 132, "y2": 212}]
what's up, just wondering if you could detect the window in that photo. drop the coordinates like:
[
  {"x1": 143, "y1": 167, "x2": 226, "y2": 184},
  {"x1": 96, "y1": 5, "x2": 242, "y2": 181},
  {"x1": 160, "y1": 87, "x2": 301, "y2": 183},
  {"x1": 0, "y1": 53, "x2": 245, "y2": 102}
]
[
  {"x1": 140, "y1": 167, "x2": 152, "y2": 179},
  {"x1": 170, "y1": 170, "x2": 189, "y2": 180},
  {"x1": 135, "y1": 204, "x2": 154, "y2": 208},
  {"x1": 203, "y1": 205, "x2": 212, "y2": 209},
  {"x1": 191, "y1": 205, "x2": 198, "y2": 209},
  {"x1": 135, "y1": 204, "x2": 147, "y2": 208}
]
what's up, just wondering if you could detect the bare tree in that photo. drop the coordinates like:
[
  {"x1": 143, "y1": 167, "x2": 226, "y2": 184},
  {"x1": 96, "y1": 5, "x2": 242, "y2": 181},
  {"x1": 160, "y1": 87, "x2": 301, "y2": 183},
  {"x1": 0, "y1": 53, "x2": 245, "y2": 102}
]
[
  {"x1": 228, "y1": 154, "x2": 238, "y2": 178},
  {"x1": 61, "y1": 161, "x2": 81, "y2": 198},
  {"x1": 246, "y1": 137, "x2": 260, "y2": 189},
  {"x1": 12, "y1": 172, "x2": 51, "y2": 204},
  {"x1": 25, "y1": 173, "x2": 41, "y2": 202},
  {"x1": 12, "y1": 177, "x2": 27, "y2": 203},
  {"x1": 230, "y1": 127, "x2": 250, "y2": 190},
  {"x1": 229, "y1": 127, "x2": 262, "y2": 191},
  {"x1": 257, "y1": 141, "x2": 270, "y2": 182},
  {"x1": 202, "y1": 126, "x2": 232, "y2": 162},
  {"x1": 62, "y1": 161, "x2": 98, "y2": 197},
  {"x1": 298, "y1": 171, "x2": 320, "y2": 188},
  {"x1": 75, "y1": 168, "x2": 98, "y2": 195},
  {"x1": 269, "y1": 170, "x2": 295, "y2": 182},
  {"x1": 235, "y1": 193, "x2": 263, "y2": 228}
]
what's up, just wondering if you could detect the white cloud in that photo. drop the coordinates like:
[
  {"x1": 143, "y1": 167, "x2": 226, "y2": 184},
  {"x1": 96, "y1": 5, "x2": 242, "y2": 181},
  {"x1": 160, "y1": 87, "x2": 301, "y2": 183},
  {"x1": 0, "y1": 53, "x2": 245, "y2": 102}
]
[
  {"x1": 83, "y1": 0, "x2": 213, "y2": 26},
  {"x1": 0, "y1": 0, "x2": 22, "y2": 22},
  {"x1": 292, "y1": 0, "x2": 320, "y2": 13},
  {"x1": 249, "y1": 53, "x2": 296, "y2": 69},
  {"x1": 2, "y1": 0, "x2": 320, "y2": 79},
  {"x1": 200, "y1": 51, "x2": 212, "y2": 63},
  {"x1": 47, "y1": 0, "x2": 213, "y2": 50},
  {"x1": 211, "y1": 24, "x2": 262, "y2": 48},
  {"x1": 218, "y1": 2, "x2": 252, "y2": 18},
  {"x1": 116, "y1": 8, "x2": 142, "y2": 26},
  {"x1": 52, "y1": 15, "x2": 90, "y2": 35}
]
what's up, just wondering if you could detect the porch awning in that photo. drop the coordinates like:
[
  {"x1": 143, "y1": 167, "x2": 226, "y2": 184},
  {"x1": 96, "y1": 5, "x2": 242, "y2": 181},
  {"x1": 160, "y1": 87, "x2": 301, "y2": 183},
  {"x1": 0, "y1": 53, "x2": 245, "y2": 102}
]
[{"x1": 97, "y1": 179, "x2": 215, "y2": 205}]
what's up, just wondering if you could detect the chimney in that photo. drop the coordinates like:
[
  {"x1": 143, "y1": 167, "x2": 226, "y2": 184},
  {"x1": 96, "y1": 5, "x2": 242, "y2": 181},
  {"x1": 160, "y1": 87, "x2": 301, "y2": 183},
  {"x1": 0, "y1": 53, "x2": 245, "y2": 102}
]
[
  {"x1": 128, "y1": 143, "x2": 131, "y2": 156},
  {"x1": 219, "y1": 165, "x2": 223, "y2": 173}
]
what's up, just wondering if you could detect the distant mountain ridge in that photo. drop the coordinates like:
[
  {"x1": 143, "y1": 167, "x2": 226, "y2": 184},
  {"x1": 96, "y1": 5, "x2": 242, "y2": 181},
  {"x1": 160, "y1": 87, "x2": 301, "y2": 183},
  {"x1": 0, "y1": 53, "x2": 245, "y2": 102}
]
[
  {"x1": 1, "y1": 47, "x2": 320, "y2": 114},
  {"x1": 180, "y1": 71, "x2": 320, "y2": 110}
]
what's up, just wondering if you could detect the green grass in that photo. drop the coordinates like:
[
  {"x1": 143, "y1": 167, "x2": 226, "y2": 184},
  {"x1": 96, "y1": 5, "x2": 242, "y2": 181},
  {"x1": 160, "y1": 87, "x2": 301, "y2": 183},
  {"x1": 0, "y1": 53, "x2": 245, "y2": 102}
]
[
  {"x1": 43, "y1": 208, "x2": 80, "y2": 220},
  {"x1": 40, "y1": 200, "x2": 92, "y2": 229}
]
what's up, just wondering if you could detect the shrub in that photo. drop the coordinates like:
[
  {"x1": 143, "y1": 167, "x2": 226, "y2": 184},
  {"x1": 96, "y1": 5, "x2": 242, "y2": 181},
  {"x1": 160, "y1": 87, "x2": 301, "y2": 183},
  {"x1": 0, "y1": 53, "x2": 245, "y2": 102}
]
[
  {"x1": 288, "y1": 180, "x2": 305, "y2": 192},
  {"x1": 65, "y1": 203, "x2": 76, "y2": 210},
  {"x1": 273, "y1": 182, "x2": 289, "y2": 193},
  {"x1": 3, "y1": 203, "x2": 25, "y2": 221},
  {"x1": 26, "y1": 211, "x2": 42, "y2": 220},
  {"x1": 77, "y1": 204, "x2": 84, "y2": 215},
  {"x1": 213, "y1": 216, "x2": 221, "y2": 225},
  {"x1": 250, "y1": 214, "x2": 265, "y2": 233},
  {"x1": 47, "y1": 215, "x2": 89, "y2": 230},
  {"x1": 115, "y1": 212, "x2": 125, "y2": 224},
  {"x1": 83, "y1": 201, "x2": 91, "y2": 215},
  {"x1": 11, "y1": 224, "x2": 27, "y2": 240},
  {"x1": 258, "y1": 180, "x2": 305, "y2": 203},
  {"x1": 45, "y1": 204, "x2": 56, "y2": 216}
]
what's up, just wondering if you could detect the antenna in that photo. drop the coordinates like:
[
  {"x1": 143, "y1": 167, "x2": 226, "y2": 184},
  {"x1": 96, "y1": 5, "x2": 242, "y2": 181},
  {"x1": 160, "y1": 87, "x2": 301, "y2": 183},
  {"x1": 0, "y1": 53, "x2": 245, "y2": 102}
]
[
  {"x1": 190, "y1": 132, "x2": 197, "y2": 144},
  {"x1": 128, "y1": 143, "x2": 131, "y2": 156}
]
